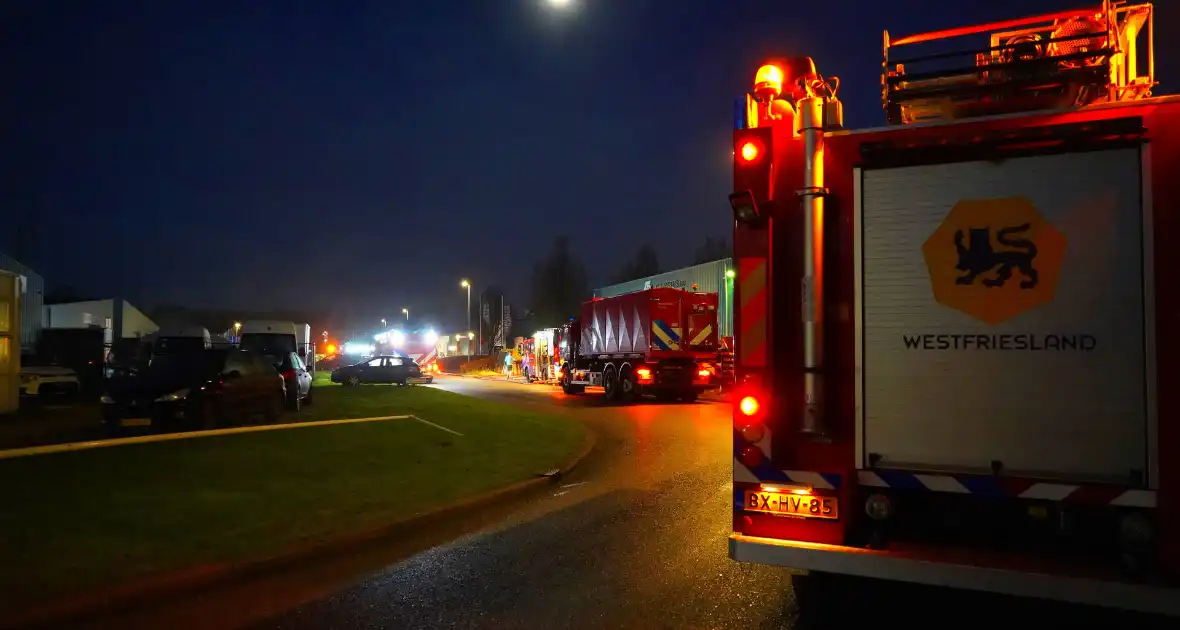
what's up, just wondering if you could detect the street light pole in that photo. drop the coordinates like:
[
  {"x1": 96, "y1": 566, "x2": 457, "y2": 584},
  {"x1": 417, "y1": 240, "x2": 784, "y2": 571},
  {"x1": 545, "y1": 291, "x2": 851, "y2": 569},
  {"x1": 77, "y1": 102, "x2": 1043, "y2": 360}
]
[
  {"x1": 402, "y1": 308, "x2": 409, "y2": 321},
  {"x1": 460, "y1": 280, "x2": 472, "y2": 361}
]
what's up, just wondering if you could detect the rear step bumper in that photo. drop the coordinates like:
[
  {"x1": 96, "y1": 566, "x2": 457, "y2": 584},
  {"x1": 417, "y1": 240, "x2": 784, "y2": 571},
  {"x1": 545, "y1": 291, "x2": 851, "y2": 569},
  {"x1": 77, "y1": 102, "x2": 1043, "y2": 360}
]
[{"x1": 729, "y1": 534, "x2": 1180, "y2": 617}]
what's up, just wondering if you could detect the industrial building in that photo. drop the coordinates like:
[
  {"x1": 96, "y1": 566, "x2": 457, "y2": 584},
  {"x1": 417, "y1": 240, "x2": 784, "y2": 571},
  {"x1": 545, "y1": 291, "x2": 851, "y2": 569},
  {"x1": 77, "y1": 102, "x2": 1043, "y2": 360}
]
[
  {"x1": 0, "y1": 252, "x2": 45, "y2": 353},
  {"x1": 593, "y1": 258, "x2": 734, "y2": 338},
  {"x1": 44, "y1": 299, "x2": 158, "y2": 340}
]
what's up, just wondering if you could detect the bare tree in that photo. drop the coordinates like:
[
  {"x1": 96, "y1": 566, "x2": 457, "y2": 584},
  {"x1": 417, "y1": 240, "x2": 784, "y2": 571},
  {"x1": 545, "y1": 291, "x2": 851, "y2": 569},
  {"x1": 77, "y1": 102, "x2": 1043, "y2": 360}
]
[
  {"x1": 612, "y1": 244, "x2": 661, "y2": 283},
  {"x1": 692, "y1": 236, "x2": 731, "y2": 265},
  {"x1": 529, "y1": 236, "x2": 589, "y2": 329}
]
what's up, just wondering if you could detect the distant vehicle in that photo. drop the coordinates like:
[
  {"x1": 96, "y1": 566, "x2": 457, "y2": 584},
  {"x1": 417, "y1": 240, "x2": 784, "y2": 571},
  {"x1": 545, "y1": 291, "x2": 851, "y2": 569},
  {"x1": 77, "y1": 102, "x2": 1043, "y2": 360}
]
[
  {"x1": 150, "y1": 326, "x2": 212, "y2": 357},
  {"x1": 331, "y1": 355, "x2": 428, "y2": 386},
  {"x1": 263, "y1": 350, "x2": 314, "y2": 410},
  {"x1": 240, "y1": 321, "x2": 315, "y2": 371},
  {"x1": 240, "y1": 320, "x2": 297, "y2": 353},
  {"x1": 19, "y1": 365, "x2": 80, "y2": 399},
  {"x1": 36, "y1": 327, "x2": 105, "y2": 394},
  {"x1": 560, "y1": 288, "x2": 718, "y2": 402},
  {"x1": 100, "y1": 348, "x2": 285, "y2": 434}
]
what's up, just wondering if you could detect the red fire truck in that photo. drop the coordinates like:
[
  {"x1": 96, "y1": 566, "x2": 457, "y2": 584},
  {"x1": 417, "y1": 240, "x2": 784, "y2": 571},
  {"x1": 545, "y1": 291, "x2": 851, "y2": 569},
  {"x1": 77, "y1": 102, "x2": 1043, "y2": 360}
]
[
  {"x1": 559, "y1": 288, "x2": 718, "y2": 402},
  {"x1": 727, "y1": 1, "x2": 1180, "y2": 616}
]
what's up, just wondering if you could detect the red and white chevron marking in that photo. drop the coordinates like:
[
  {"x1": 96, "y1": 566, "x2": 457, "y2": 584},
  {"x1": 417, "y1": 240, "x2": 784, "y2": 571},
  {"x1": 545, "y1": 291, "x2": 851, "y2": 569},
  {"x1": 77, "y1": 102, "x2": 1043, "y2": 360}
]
[{"x1": 857, "y1": 470, "x2": 1155, "y2": 508}]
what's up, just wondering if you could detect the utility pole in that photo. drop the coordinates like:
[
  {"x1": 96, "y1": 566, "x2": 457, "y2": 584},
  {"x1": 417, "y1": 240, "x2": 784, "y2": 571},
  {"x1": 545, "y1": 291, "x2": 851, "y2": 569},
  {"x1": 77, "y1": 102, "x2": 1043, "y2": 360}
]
[{"x1": 461, "y1": 280, "x2": 472, "y2": 360}]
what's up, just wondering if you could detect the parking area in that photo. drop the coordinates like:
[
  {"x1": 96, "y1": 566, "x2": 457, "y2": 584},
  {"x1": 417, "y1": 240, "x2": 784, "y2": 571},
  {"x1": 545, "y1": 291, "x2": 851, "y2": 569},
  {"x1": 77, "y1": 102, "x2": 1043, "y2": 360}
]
[
  {"x1": 1, "y1": 373, "x2": 446, "y2": 451},
  {"x1": 0, "y1": 400, "x2": 105, "y2": 450}
]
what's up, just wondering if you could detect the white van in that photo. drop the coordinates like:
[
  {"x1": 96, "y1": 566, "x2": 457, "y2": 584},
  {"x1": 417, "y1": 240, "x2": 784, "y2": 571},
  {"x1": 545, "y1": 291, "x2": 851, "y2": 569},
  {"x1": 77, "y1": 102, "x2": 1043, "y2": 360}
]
[
  {"x1": 239, "y1": 321, "x2": 299, "y2": 356},
  {"x1": 152, "y1": 326, "x2": 212, "y2": 356}
]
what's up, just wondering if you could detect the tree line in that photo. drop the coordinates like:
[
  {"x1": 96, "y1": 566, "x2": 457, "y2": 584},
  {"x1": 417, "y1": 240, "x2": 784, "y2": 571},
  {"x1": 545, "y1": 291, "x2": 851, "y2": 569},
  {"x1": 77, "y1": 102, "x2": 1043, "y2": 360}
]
[{"x1": 527, "y1": 235, "x2": 731, "y2": 329}]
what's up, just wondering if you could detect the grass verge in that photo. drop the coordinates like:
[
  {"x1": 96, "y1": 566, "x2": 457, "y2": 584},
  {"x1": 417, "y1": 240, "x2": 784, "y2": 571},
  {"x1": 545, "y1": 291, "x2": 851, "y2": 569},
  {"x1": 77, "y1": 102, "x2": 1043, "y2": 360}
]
[{"x1": 0, "y1": 386, "x2": 585, "y2": 610}]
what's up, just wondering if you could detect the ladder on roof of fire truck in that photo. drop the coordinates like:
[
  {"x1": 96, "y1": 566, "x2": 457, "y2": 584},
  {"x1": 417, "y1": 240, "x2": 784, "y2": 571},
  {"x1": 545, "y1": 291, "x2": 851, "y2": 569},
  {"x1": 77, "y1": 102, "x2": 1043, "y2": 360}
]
[{"x1": 882, "y1": 0, "x2": 1156, "y2": 125}]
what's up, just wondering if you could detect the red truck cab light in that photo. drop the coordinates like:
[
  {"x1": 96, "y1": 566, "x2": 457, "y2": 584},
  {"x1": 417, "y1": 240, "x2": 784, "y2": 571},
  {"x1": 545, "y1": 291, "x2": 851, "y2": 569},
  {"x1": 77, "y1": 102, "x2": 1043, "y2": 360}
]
[{"x1": 738, "y1": 140, "x2": 762, "y2": 163}]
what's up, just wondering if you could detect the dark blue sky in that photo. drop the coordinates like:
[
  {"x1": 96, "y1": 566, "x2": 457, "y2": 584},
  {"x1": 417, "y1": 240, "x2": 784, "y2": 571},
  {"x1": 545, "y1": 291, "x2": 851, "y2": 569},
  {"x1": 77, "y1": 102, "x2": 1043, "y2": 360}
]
[{"x1": 2, "y1": 0, "x2": 1175, "y2": 328}]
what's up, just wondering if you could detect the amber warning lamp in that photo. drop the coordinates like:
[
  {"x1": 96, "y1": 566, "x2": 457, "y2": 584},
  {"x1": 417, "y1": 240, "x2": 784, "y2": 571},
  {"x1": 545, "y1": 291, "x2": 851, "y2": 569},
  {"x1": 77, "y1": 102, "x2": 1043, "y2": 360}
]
[{"x1": 753, "y1": 64, "x2": 783, "y2": 100}]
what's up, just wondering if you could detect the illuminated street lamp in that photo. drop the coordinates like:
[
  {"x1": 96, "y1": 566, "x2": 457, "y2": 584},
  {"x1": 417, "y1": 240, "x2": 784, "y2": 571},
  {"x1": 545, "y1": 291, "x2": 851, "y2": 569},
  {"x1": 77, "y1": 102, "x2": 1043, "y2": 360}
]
[
  {"x1": 381, "y1": 318, "x2": 387, "y2": 329},
  {"x1": 460, "y1": 279, "x2": 472, "y2": 360},
  {"x1": 402, "y1": 308, "x2": 409, "y2": 321}
]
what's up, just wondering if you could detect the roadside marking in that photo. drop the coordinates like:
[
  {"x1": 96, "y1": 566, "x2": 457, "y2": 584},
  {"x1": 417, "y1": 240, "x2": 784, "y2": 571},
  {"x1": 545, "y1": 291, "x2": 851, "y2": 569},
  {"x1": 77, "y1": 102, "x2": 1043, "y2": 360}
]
[
  {"x1": 409, "y1": 415, "x2": 464, "y2": 436},
  {"x1": 560, "y1": 482, "x2": 587, "y2": 489},
  {"x1": 552, "y1": 491, "x2": 569, "y2": 497},
  {"x1": 0, "y1": 415, "x2": 413, "y2": 461}
]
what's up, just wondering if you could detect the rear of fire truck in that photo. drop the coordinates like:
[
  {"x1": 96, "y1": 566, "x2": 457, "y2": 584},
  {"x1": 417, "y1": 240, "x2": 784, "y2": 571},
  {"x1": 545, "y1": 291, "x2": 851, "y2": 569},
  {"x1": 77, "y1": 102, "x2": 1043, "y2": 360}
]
[
  {"x1": 727, "y1": 1, "x2": 1180, "y2": 616},
  {"x1": 561, "y1": 288, "x2": 717, "y2": 402}
]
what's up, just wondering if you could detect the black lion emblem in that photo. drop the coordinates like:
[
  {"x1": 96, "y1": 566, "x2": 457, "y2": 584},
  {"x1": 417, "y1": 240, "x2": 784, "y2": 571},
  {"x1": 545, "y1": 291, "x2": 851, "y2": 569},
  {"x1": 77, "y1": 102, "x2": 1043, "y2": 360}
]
[{"x1": 953, "y1": 223, "x2": 1039, "y2": 289}]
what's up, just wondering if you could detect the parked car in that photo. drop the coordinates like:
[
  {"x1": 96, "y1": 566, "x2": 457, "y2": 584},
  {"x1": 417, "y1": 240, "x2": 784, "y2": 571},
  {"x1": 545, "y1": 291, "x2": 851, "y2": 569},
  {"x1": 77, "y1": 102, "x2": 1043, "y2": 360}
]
[
  {"x1": 263, "y1": 350, "x2": 314, "y2": 410},
  {"x1": 331, "y1": 355, "x2": 428, "y2": 386},
  {"x1": 19, "y1": 365, "x2": 80, "y2": 400},
  {"x1": 100, "y1": 348, "x2": 285, "y2": 434}
]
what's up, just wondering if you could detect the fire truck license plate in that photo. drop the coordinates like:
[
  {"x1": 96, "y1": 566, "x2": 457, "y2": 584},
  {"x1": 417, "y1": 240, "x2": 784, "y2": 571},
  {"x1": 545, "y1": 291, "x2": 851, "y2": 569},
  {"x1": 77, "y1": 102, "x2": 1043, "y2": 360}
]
[{"x1": 744, "y1": 490, "x2": 838, "y2": 520}]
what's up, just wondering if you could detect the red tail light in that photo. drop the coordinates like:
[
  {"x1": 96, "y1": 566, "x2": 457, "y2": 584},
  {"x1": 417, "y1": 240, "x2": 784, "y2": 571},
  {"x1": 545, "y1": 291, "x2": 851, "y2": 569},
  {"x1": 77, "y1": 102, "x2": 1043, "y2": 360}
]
[
  {"x1": 736, "y1": 394, "x2": 767, "y2": 445},
  {"x1": 738, "y1": 445, "x2": 764, "y2": 467},
  {"x1": 738, "y1": 140, "x2": 762, "y2": 163},
  {"x1": 635, "y1": 367, "x2": 653, "y2": 381},
  {"x1": 281, "y1": 369, "x2": 295, "y2": 379},
  {"x1": 697, "y1": 368, "x2": 711, "y2": 378}
]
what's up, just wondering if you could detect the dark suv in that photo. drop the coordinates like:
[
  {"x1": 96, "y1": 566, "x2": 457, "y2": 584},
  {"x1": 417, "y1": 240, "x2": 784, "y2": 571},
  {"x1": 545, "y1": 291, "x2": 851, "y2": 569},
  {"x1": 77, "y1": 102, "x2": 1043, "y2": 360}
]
[{"x1": 100, "y1": 348, "x2": 286, "y2": 434}]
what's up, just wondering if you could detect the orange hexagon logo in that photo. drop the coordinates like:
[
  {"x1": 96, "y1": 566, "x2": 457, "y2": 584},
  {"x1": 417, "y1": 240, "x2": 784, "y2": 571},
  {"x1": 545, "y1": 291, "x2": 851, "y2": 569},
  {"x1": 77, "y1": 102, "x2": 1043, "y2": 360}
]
[{"x1": 922, "y1": 196, "x2": 1067, "y2": 326}]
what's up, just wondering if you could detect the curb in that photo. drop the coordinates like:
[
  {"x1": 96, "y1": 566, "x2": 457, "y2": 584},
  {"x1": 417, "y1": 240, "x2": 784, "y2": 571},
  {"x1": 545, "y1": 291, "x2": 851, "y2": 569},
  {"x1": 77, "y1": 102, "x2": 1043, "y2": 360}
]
[{"x1": 0, "y1": 428, "x2": 598, "y2": 630}]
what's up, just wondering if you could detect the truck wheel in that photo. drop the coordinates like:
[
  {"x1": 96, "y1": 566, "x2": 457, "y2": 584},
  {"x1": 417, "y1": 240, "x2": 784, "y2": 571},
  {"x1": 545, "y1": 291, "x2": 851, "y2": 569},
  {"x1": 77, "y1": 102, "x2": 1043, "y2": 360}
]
[
  {"x1": 602, "y1": 366, "x2": 619, "y2": 402},
  {"x1": 790, "y1": 572, "x2": 838, "y2": 625},
  {"x1": 619, "y1": 368, "x2": 637, "y2": 402},
  {"x1": 791, "y1": 572, "x2": 873, "y2": 626}
]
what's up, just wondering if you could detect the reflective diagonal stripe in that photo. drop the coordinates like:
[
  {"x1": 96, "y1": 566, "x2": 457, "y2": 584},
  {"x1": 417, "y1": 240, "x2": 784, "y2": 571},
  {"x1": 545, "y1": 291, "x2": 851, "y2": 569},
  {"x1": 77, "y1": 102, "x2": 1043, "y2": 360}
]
[
  {"x1": 738, "y1": 258, "x2": 767, "y2": 366},
  {"x1": 856, "y1": 470, "x2": 1157, "y2": 507},
  {"x1": 652, "y1": 319, "x2": 681, "y2": 350},
  {"x1": 690, "y1": 324, "x2": 713, "y2": 346}
]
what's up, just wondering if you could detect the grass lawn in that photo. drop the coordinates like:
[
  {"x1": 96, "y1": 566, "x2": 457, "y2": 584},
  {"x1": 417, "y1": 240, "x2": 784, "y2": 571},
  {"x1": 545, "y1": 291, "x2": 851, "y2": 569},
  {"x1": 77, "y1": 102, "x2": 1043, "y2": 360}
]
[{"x1": 0, "y1": 386, "x2": 585, "y2": 609}]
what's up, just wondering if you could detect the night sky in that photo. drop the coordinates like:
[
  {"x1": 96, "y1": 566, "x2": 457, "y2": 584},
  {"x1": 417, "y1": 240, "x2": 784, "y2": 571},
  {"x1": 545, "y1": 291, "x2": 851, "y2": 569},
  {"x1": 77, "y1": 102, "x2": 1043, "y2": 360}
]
[{"x1": 2, "y1": 0, "x2": 1176, "y2": 330}]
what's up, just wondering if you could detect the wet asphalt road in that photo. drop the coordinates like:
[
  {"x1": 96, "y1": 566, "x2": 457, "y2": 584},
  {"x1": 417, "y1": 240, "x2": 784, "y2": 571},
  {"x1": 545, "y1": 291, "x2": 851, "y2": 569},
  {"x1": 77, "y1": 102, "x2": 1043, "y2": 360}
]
[{"x1": 246, "y1": 377, "x2": 799, "y2": 629}]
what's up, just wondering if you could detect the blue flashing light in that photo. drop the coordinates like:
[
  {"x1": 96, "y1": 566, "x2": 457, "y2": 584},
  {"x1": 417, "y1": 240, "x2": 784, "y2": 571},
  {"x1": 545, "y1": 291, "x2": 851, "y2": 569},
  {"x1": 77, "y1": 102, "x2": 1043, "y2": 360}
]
[{"x1": 733, "y1": 96, "x2": 747, "y2": 130}]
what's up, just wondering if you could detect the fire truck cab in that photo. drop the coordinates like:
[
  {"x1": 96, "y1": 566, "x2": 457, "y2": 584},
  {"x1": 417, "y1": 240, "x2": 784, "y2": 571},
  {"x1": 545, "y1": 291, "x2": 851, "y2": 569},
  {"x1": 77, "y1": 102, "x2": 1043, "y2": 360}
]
[{"x1": 728, "y1": 1, "x2": 1180, "y2": 617}]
